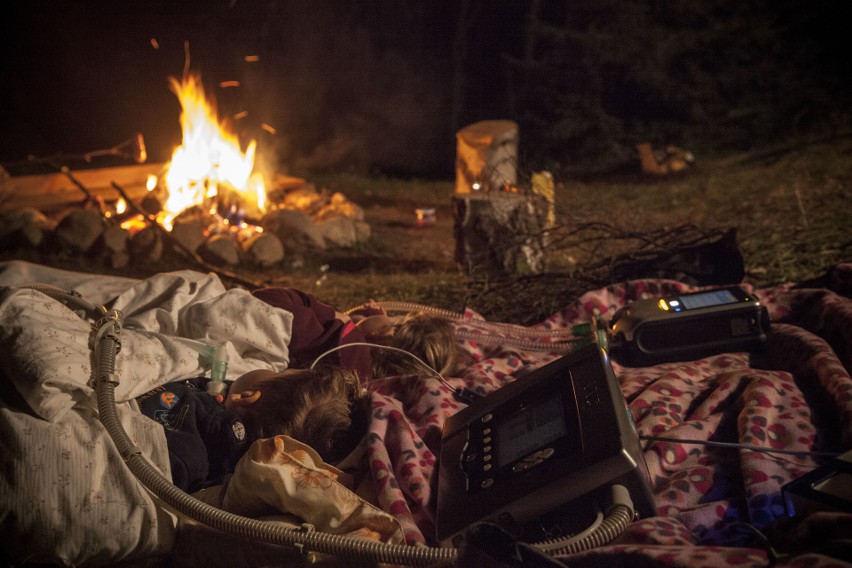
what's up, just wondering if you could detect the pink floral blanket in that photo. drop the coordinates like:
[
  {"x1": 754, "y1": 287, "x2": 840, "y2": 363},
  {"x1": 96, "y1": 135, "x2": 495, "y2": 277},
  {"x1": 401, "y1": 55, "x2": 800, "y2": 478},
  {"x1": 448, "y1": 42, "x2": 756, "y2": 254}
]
[{"x1": 363, "y1": 264, "x2": 852, "y2": 567}]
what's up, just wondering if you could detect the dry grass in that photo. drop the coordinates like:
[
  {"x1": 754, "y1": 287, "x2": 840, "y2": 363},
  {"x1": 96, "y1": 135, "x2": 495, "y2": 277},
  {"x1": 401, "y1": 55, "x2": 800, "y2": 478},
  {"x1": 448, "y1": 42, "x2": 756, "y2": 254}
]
[
  {"x1": 276, "y1": 136, "x2": 851, "y2": 323},
  {"x1": 3, "y1": 137, "x2": 849, "y2": 324}
]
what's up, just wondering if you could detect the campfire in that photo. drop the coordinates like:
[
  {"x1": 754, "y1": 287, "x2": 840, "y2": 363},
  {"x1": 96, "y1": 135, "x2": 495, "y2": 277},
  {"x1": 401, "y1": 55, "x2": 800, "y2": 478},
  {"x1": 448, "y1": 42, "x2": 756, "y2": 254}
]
[
  {"x1": 156, "y1": 73, "x2": 266, "y2": 230},
  {"x1": 0, "y1": 72, "x2": 370, "y2": 272}
]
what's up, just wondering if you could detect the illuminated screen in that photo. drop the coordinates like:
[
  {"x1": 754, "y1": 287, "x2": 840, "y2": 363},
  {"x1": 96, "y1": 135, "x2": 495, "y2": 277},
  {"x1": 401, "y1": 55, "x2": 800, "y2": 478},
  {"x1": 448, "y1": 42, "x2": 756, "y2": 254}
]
[
  {"x1": 496, "y1": 396, "x2": 567, "y2": 467},
  {"x1": 678, "y1": 289, "x2": 739, "y2": 310}
]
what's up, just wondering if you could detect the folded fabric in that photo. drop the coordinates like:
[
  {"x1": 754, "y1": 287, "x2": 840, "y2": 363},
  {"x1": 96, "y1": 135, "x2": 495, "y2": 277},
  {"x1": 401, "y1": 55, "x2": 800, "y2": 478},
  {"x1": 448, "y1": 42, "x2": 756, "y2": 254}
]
[{"x1": 223, "y1": 435, "x2": 405, "y2": 544}]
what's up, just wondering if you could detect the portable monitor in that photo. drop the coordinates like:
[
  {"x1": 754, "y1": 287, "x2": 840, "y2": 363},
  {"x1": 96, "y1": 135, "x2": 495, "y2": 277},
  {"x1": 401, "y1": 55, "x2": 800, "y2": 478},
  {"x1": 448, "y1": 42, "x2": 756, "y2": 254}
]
[
  {"x1": 436, "y1": 345, "x2": 656, "y2": 547},
  {"x1": 606, "y1": 286, "x2": 770, "y2": 366}
]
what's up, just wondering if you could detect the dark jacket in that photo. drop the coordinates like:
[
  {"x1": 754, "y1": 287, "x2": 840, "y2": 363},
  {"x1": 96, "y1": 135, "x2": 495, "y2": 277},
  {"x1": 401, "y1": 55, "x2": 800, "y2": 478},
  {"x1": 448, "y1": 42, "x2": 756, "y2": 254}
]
[
  {"x1": 137, "y1": 377, "x2": 255, "y2": 493},
  {"x1": 252, "y1": 287, "x2": 373, "y2": 379}
]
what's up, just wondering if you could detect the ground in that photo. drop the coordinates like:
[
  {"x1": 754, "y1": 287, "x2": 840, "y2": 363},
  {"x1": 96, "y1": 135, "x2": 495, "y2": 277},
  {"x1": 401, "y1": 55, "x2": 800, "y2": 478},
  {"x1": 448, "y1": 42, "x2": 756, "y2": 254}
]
[{"x1": 1, "y1": 137, "x2": 850, "y2": 324}]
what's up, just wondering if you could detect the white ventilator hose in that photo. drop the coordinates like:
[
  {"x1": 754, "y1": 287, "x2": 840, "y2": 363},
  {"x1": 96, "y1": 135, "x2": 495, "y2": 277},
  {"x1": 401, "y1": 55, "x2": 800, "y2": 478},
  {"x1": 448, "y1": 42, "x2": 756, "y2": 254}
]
[{"x1": 21, "y1": 285, "x2": 633, "y2": 564}]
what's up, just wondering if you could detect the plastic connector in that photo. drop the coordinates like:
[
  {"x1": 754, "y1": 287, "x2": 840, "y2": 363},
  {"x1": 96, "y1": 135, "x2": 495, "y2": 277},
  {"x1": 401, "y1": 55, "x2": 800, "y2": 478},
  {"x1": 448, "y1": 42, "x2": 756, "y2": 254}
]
[
  {"x1": 607, "y1": 484, "x2": 635, "y2": 518},
  {"x1": 205, "y1": 344, "x2": 229, "y2": 396}
]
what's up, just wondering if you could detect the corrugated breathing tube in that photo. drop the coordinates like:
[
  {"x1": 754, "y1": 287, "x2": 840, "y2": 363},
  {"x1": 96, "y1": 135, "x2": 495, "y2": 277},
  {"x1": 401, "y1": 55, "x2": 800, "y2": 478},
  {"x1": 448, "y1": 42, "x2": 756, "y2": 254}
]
[{"x1": 348, "y1": 300, "x2": 598, "y2": 353}]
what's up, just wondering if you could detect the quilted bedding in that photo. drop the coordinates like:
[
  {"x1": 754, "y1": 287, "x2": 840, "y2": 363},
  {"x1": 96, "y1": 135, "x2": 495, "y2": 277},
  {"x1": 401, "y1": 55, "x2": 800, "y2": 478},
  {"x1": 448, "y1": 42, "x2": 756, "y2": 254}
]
[{"x1": 1, "y1": 260, "x2": 850, "y2": 567}]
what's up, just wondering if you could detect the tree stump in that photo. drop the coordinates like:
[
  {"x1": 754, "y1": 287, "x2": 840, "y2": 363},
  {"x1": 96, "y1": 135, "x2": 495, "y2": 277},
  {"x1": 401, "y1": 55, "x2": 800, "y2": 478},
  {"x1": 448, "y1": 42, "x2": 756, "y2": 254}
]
[
  {"x1": 453, "y1": 191, "x2": 548, "y2": 275},
  {"x1": 455, "y1": 120, "x2": 519, "y2": 194}
]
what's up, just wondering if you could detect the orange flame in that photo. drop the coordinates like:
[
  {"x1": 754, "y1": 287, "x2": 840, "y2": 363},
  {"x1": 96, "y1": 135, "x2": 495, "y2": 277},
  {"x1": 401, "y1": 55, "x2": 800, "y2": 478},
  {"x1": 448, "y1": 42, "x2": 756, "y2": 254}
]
[{"x1": 160, "y1": 74, "x2": 266, "y2": 230}]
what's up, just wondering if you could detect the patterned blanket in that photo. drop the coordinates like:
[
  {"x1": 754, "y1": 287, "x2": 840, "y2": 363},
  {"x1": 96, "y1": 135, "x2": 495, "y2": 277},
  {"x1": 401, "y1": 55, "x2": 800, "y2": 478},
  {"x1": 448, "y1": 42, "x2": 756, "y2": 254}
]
[
  {"x1": 363, "y1": 264, "x2": 852, "y2": 567},
  {"x1": 1, "y1": 260, "x2": 850, "y2": 567}
]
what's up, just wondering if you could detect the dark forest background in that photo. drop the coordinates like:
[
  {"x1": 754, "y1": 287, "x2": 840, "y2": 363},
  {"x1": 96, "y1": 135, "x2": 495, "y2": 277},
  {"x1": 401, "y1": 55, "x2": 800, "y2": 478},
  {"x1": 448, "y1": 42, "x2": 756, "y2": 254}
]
[{"x1": 2, "y1": 0, "x2": 850, "y2": 178}]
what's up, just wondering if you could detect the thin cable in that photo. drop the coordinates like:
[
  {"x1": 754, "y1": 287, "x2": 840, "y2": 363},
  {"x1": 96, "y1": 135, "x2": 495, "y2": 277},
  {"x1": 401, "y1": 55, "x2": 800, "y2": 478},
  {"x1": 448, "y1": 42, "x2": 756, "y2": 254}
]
[
  {"x1": 640, "y1": 435, "x2": 839, "y2": 458},
  {"x1": 309, "y1": 342, "x2": 456, "y2": 392}
]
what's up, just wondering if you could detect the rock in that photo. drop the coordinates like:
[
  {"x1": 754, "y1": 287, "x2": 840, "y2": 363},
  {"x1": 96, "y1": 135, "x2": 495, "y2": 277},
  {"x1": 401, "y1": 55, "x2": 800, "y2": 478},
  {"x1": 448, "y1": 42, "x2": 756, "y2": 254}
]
[
  {"x1": 262, "y1": 209, "x2": 327, "y2": 251},
  {"x1": 170, "y1": 215, "x2": 207, "y2": 254},
  {"x1": 102, "y1": 223, "x2": 131, "y2": 269},
  {"x1": 55, "y1": 208, "x2": 105, "y2": 253},
  {"x1": 316, "y1": 215, "x2": 370, "y2": 247},
  {"x1": 314, "y1": 192, "x2": 365, "y2": 222},
  {"x1": 241, "y1": 232, "x2": 285, "y2": 267},
  {"x1": 129, "y1": 225, "x2": 163, "y2": 262},
  {"x1": 201, "y1": 233, "x2": 240, "y2": 266},
  {"x1": 0, "y1": 207, "x2": 53, "y2": 248}
]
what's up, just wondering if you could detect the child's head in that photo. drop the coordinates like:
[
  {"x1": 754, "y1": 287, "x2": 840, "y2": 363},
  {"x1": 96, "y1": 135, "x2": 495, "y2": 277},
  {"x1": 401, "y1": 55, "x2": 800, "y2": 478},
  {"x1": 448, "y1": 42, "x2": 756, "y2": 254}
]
[
  {"x1": 225, "y1": 366, "x2": 368, "y2": 463},
  {"x1": 360, "y1": 312, "x2": 459, "y2": 378}
]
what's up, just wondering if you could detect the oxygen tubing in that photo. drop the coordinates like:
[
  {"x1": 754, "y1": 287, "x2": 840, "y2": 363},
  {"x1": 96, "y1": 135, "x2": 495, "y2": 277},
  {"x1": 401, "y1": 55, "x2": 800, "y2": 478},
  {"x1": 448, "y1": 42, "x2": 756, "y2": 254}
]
[
  {"x1": 454, "y1": 328, "x2": 588, "y2": 353},
  {"x1": 348, "y1": 300, "x2": 592, "y2": 342},
  {"x1": 21, "y1": 285, "x2": 632, "y2": 565}
]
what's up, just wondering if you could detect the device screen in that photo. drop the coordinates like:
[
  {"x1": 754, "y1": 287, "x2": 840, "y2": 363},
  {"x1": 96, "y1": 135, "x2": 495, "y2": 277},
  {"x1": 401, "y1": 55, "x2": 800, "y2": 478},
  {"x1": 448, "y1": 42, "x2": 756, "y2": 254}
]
[
  {"x1": 496, "y1": 395, "x2": 567, "y2": 467},
  {"x1": 668, "y1": 288, "x2": 741, "y2": 312}
]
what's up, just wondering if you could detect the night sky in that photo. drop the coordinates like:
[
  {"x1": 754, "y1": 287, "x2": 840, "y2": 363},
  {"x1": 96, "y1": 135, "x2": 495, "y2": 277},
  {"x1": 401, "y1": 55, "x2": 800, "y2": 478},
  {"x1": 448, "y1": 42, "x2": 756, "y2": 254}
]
[
  {"x1": 1, "y1": 1, "x2": 469, "y2": 177},
  {"x1": 2, "y1": 1, "x2": 849, "y2": 178}
]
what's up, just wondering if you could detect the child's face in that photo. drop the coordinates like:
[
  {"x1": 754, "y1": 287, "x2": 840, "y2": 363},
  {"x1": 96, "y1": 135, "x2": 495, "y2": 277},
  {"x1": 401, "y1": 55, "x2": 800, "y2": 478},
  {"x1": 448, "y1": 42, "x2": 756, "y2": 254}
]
[{"x1": 224, "y1": 368, "x2": 301, "y2": 412}]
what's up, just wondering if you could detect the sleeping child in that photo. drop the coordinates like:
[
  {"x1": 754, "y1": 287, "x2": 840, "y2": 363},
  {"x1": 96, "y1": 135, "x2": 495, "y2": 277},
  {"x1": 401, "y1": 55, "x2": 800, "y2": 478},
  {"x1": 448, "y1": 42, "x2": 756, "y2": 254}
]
[
  {"x1": 138, "y1": 288, "x2": 458, "y2": 493},
  {"x1": 251, "y1": 287, "x2": 460, "y2": 380},
  {"x1": 137, "y1": 365, "x2": 369, "y2": 493}
]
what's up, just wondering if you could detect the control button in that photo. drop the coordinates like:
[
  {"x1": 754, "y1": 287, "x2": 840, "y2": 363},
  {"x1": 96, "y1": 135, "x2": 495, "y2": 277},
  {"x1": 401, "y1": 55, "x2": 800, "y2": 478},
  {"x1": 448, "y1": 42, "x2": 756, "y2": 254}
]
[
  {"x1": 483, "y1": 428, "x2": 492, "y2": 435},
  {"x1": 483, "y1": 445, "x2": 492, "y2": 453},
  {"x1": 483, "y1": 454, "x2": 492, "y2": 462},
  {"x1": 483, "y1": 463, "x2": 492, "y2": 471},
  {"x1": 481, "y1": 478, "x2": 494, "y2": 489},
  {"x1": 483, "y1": 437, "x2": 492, "y2": 444},
  {"x1": 512, "y1": 462, "x2": 529, "y2": 473},
  {"x1": 481, "y1": 413, "x2": 493, "y2": 423}
]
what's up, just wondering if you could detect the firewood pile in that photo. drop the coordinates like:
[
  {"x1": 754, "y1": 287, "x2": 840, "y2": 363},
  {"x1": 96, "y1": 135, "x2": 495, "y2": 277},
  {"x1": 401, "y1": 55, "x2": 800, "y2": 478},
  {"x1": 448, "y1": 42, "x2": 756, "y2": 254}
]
[{"x1": 0, "y1": 164, "x2": 370, "y2": 271}]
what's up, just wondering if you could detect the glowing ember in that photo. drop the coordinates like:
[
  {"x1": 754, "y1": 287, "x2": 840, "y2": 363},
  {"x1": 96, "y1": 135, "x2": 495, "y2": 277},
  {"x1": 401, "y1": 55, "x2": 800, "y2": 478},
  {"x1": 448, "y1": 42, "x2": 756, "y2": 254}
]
[{"x1": 159, "y1": 74, "x2": 267, "y2": 230}]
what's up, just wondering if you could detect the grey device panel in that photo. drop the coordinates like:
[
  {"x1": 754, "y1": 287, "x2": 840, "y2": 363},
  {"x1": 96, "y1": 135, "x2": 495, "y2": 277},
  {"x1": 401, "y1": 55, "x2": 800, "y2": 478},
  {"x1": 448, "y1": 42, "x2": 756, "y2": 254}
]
[{"x1": 436, "y1": 345, "x2": 656, "y2": 547}]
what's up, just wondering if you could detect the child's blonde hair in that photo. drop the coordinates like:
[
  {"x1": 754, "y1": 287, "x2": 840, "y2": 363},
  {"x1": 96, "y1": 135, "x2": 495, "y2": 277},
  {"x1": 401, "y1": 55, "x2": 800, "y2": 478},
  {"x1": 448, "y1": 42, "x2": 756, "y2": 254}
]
[
  {"x1": 240, "y1": 366, "x2": 368, "y2": 463},
  {"x1": 370, "y1": 312, "x2": 459, "y2": 378}
]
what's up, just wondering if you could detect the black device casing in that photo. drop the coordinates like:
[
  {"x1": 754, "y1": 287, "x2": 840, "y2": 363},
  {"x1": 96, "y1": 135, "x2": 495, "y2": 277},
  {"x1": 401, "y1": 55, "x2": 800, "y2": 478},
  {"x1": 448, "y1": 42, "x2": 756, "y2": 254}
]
[
  {"x1": 435, "y1": 345, "x2": 656, "y2": 547},
  {"x1": 607, "y1": 287, "x2": 770, "y2": 366}
]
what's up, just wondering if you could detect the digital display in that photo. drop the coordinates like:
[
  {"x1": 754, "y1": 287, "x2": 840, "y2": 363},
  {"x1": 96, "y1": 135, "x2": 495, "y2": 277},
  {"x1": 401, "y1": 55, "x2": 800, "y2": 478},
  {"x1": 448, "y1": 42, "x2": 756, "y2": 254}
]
[
  {"x1": 496, "y1": 396, "x2": 567, "y2": 467},
  {"x1": 671, "y1": 289, "x2": 740, "y2": 311}
]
